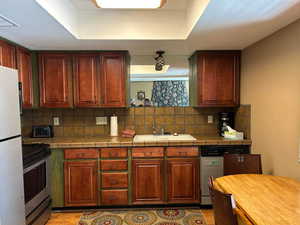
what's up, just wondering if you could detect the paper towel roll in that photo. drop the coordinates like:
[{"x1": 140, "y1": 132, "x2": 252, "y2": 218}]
[{"x1": 110, "y1": 116, "x2": 118, "y2": 137}]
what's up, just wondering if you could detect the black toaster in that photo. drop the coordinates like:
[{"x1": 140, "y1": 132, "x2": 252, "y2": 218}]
[{"x1": 32, "y1": 125, "x2": 54, "y2": 138}]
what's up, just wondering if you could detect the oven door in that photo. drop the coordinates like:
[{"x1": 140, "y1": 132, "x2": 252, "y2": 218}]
[{"x1": 23, "y1": 156, "x2": 51, "y2": 216}]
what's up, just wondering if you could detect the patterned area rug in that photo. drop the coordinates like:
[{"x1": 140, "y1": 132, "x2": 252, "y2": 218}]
[{"x1": 78, "y1": 209, "x2": 207, "y2": 225}]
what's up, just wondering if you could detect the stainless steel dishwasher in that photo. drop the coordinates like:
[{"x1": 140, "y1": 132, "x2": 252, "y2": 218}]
[{"x1": 200, "y1": 145, "x2": 250, "y2": 205}]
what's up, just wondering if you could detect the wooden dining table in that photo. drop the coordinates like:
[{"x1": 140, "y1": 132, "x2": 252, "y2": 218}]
[{"x1": 214, "y1": 174, "x2": 300, "y2": 225}]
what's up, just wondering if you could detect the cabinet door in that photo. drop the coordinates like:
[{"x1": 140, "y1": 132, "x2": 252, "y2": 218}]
[
  {"x1": 39, "y1": 53, "x2": 73, "y2": 108},
  {"x1": 167, "y1": 159, "x2": 199, "y2": 203},
  {"x1": 64, "y1": 160, "x2": 98, "y2": 206},
  {"x1": 197, "y1": 52, "x2": 240, "y2": 107},
  {"x1": 223, "y1": 154, "x2": 242, "y2": 175},
  {"x1": 73, "y1": 54, "x2": 100, "y2": 107},
  {"x1": 0, "y1": 40, "x2": 16, "y2": 68},
  {"x1": 224, "y1": 154, "x2": 262, "y2": 175},
  {"x1": 132, "y1": 160, "x2": 164, "y2": 204},
  {"x1": 100, "y1": 53, "x2": 126, "y2": 107},
  {"x1": 17, "y1": 47, "x2": 33, "y2": 108}
]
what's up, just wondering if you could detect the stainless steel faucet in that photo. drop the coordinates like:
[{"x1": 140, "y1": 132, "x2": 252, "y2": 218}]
[
  {"x1": 152, "y1": 125, "x2": 165, "y2": 135},
  {"x1": 160, "y1": 127, "x2": 165, "y2": 135}
]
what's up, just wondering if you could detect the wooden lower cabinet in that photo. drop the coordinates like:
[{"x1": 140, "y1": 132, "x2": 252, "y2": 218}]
[
  {"x1": 101, "y1": 190, "x2": 128, "y2": 205},
  {"x1": 167, "y1": 159, "x2": 200, "y2": 203},
  {"x1": 64, "y1": 160, "x2": 98, "y2": 206},
  {"x1": 224, "y1": 154, "x2": 262, "y2": 175},
  {"x1": 102, "y1": 172, "x2": 128, "y2": 189},
  {"x1": 60, "y1": 147, "x2": 201, "y2": 207},
  {"x1": 132, "y1": 160, "x2": 164, "y2": 204}
]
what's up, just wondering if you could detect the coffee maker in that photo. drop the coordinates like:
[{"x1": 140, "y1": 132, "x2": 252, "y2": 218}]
[{"x1": 218, "y1": 112, "x2": 234, "y2": 137}]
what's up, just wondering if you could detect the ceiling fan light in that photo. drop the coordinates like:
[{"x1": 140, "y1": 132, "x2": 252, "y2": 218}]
[{"x1": 94, "y1": 0, "x2": 166, "y2": 9}]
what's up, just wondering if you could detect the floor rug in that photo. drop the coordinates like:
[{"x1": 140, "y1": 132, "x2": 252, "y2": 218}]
[{"x1": 78, "y1": 208, "x2": 207, "y2": 225}]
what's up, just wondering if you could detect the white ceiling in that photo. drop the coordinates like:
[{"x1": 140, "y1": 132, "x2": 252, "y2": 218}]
[{"x1": 0, "y1": 0, "x2": 300, "y2": 55}]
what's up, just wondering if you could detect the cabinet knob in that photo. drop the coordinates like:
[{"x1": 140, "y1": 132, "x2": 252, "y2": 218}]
[
  {"x1": 76, "y1": 153, "x2": 85, "y2": 158},
  {"x1": 109, "y1": 196, "x2": 117, "y2": 201},
  {"x1": 110, "y1": 180, "x2": 118, "y2": 185},
  {"x1": 179, "y1": 152, "x2": 187, "y2": 156},
  {"x1": 145, "y1": 152, "x2": 153, "y2": 157},
  {"x1": 109, "y1": 152, "x2": 118, "y2": 157}
]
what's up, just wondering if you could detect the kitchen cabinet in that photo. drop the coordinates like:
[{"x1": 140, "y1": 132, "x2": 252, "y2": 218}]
[
  {"x1": 73, "y1": 54, "x2": 100, "y2": 107},
  {"x1": 167, "y1": 159, "x2": 199, "y2": 203},
  {"x1": 101, "y1": 190, "x2": 128, "y2": 205},
  {"x1": 17, "y1": 47, "x2": 33, "y2": 108},
  {"x1": 37, "y1": 52, "x2": 128, "y2": 108},
  {"x1": 132, "y1": 160, "x2": 164, "y2": 204},
  {"x1": 224, "y1": 154, "x2": 262, "y2": 175},
  {"x1": 102, "y1": 172, "x2": 128, "y2": 189},
  {"x1": 64, "y1": 160, "x2": 98, "y2": 206},
  {"x1": 189, "y1": 50, "x2": 240, "y2": 107},
  {"x1": 100, "y1": 52, "x2": 127, "y2": 107},
  {"x1": 38, "y1": 53, "x2": 73, "y2": 108},
  {"x1": 53, "y1": 146, "x2": 202, "y2": 208},
  {"x1": 0, "y1": 39, "x2": 16, "y2": 68}
]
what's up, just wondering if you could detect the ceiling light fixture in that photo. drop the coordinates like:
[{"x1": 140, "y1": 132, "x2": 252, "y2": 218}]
[
  {"x1": 155, "y1": 51, "x2": 165, "y2": 71},
  {"x1": 92, "y1": 0, "x2": 167, "y2": 9}
]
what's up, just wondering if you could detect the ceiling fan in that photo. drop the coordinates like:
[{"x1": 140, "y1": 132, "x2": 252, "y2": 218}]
[{"x1": 92, "y1": 0, "x2": 167, "y2": 9}]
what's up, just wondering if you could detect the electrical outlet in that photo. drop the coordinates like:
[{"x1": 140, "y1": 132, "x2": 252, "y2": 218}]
[
  {"x1": 53, "y1": 117, "x2": 60, "y2": 126},
  {"x1": 96, "y1": 117, "x2": 107, "y2": 125},
  {"x1": 207, "y1": 115, "x2": 214, "y2": 124}
]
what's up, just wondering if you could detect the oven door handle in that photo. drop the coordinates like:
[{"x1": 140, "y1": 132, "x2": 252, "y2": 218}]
[{"x1": 23, "y1": 156, "x2": 49, "y2": 174}]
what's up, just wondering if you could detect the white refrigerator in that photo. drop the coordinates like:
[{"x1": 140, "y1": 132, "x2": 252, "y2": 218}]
[{"x1": 0, "y1": 66, "x2": 25, "y2": 225}]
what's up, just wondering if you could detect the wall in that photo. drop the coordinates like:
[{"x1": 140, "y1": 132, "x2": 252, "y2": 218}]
[
  {"x1": 241, "y1": 19, "x2": 300, "y2": 180},
  {"x1": 22, "y1": 106, "x2": 250, "y2": 138},
  {"x1": 21, "y1": 107, "x2": 237, "y2": 138}
]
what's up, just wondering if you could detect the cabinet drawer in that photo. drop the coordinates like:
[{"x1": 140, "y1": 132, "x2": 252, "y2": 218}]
[
  {"x1": 101, "y1": 160, "x2": 128, "y2": 171},
  {"x1": 102, "y1": 173, "x2": 128, "y2": 188},
  {"x1": 65, "y1": 149, "x2": 99, "y2": 159},
  {"x1": 101, "y1": 190, "x2": 128, "y2": 205},
  {"x1": 100, "y1": 148, "x2": 128, "y2": 158},
  {"x1": 132, "y1": 147, "x2": 164, "y2": 158},
  {"x1": 166, "y1": 147, "x2": 198, "y2": 157}
]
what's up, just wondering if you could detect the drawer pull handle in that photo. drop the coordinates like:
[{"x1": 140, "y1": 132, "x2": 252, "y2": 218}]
[
  {"x1": 179, "y1": 152, "x2": 187, "y2": 156},
  {"x1": 76, "y1": 153, "x2": 85, "y2": 158},
  {"x1": 110, "y1": 180, "x2": 118, "y2": 185},
  {"x1": 145, "y1": 152, "x2": 153, "y2": 157},
  {"x1": 109, "y1": 196, "x2": 117, "y2": 201},
  {"x1": 109, "y1": 152, "x2": 118, "y2": 157}
]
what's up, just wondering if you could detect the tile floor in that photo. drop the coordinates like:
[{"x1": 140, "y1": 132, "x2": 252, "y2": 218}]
[{"x1": 46, "y1": 209, "x2": 214, "y2": 225}]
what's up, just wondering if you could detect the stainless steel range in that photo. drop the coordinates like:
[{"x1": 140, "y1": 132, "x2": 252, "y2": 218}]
[{"x1": 22, "y1": 144, "x2": 51, "y2": 225}]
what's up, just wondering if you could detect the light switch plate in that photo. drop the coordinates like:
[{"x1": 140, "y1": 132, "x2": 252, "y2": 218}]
[
  {"x1": 207, "y1": 115, "x2": 214, "y2": 124},
  {"x1": 96, "y1": 117, "x2": 107, "y2": 125},
  {"x1": 53, "y1": 117, "x2": 60, "y2": 126}
]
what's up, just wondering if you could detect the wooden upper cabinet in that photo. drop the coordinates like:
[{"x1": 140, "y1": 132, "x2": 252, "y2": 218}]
[
  {"x1": 100, "y1": 52, "x2": 127, "y2": 107},
  {"x1": 39, "y1": 53, "x2": 73, "y2": 108},
  {"x1": 17, "y1": 47, "x2": 33, "y2": 108},
  {"x1": 64, "y1": 160, "x2": 98, "y2": 206},
  {"x1": 132, "y1": 160, "x2": 164, "y2": 204},
  {"x1": 73, "y1": 54, "x2": 100, "y2": 107},
  {"x1": 190, "y1": 51, "x2": 240, "y2": 107},
  {"x1": 167, "y1": 159, "x2": 199, "y2": 204},
  {"x1": 0, "y1": 40, "x2": 16, "y2": 68}
]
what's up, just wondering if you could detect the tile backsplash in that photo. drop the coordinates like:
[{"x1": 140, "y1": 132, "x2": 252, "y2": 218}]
[{"x1": 21, "y1": 106, "x2": 251, "y2": 138}]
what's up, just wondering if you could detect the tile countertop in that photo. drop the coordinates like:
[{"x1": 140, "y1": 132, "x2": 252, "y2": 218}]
[{"x1": 22, "y1": 136, "x2": 252, "y2": 149}]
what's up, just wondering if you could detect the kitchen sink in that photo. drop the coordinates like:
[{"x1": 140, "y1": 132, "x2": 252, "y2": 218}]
[{"x1": 133, "y1": 134, "x2": 197, "y2": 143}]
